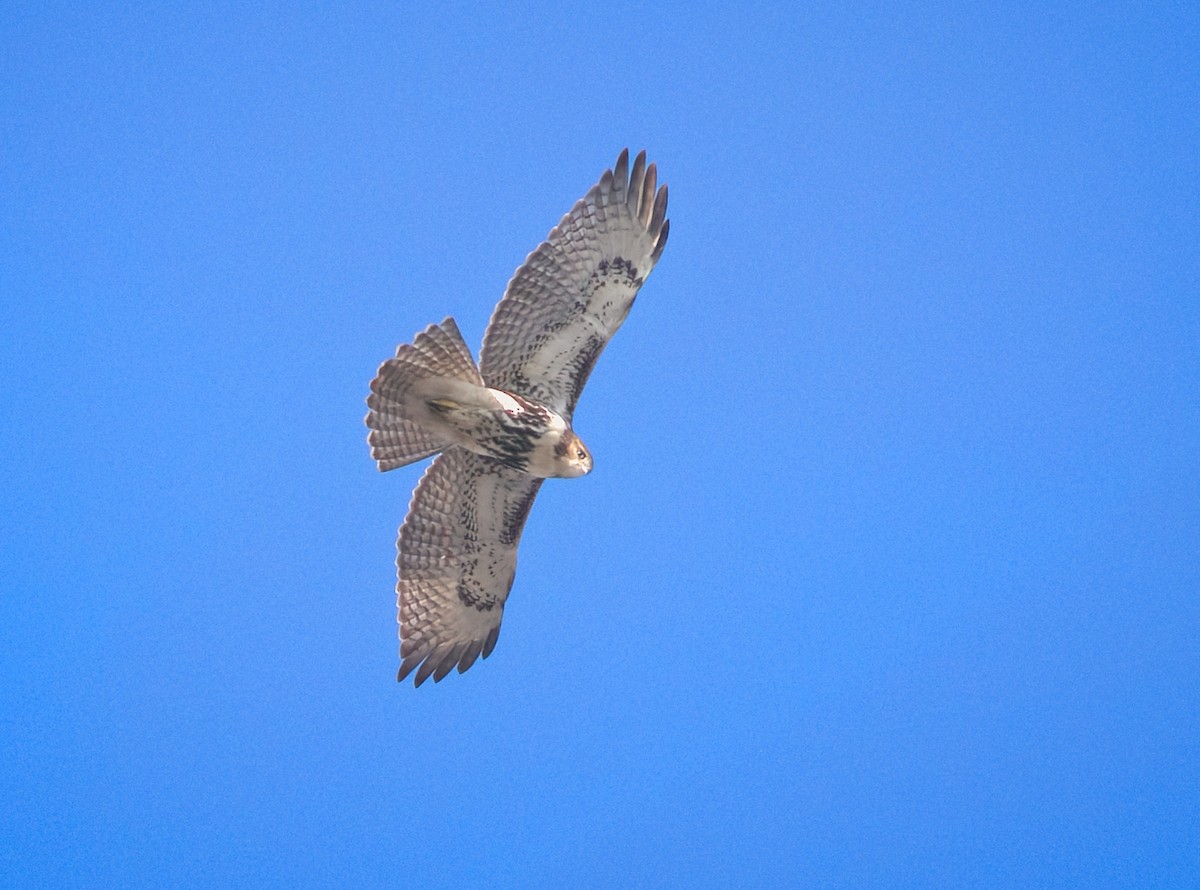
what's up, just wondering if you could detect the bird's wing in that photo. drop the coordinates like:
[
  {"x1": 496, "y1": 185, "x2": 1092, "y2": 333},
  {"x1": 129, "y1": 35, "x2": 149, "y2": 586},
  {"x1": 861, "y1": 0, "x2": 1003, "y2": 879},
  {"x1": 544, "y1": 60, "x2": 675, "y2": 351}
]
[
  {"x1": 479, "y1": 149, "x2": 669, "y2": 420},
  {"x1": 394, "y1": 447, "x2": 544, "y2": 686}
]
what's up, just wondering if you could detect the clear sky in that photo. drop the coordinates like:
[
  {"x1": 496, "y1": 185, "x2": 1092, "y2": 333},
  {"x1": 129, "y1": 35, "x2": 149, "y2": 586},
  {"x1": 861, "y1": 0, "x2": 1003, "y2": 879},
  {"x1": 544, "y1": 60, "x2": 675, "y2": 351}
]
[{"x1": 3, "y1": 3, "x2": 1198, "y2": 887}]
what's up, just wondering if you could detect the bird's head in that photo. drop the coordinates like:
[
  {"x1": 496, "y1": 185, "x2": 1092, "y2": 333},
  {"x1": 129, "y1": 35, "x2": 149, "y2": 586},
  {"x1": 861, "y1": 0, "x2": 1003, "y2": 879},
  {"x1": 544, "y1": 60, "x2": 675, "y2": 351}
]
[{"x1": 554, "y1": 430, "x2": 593, "y2": 478}]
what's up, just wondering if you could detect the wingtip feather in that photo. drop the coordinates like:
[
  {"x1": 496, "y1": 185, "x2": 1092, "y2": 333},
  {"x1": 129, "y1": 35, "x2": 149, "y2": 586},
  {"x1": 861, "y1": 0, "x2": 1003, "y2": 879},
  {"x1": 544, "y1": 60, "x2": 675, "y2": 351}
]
[
  {"x1": 628, "y1": 151, "x2": 647, "y2": 209},
  {"x1": 649, "y1": 184, "x2": 668, "y2": 237},
  {"x1": 396, "y1": 635, "x2": 493, "y2": 686},
  {"x1": 612, "y1": 148, "x2": 629, "y2": 198},
  {"x1": 652, "y1": 217, "x2": 670, "y2": 263},
  {"x1": 639, "y1": 163, "x2": 658, "y2": 226},
  {"x1": 483, "y1": 624, "x2": 501, "y2": 658}
]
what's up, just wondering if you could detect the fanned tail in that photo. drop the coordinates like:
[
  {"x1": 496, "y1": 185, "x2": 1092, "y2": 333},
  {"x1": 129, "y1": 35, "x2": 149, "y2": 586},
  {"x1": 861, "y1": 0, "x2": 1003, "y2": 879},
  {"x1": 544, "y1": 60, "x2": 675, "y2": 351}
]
[{"x1": 365, "y1": 317, "x2": 484, "y2": 471}]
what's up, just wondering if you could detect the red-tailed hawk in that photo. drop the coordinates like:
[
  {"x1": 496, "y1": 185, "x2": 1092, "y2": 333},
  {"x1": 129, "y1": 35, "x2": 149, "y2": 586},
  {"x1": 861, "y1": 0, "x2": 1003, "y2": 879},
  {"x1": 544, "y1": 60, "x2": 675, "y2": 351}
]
[{"x1": 365, "y1": 149, "x2": 669, "y2": 686}]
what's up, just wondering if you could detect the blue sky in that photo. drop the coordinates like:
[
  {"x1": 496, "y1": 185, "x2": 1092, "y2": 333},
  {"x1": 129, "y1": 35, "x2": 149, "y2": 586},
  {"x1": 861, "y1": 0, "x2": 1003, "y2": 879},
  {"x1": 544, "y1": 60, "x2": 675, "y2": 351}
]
[{"x1": 3, "y1": 3, "x2": 1197, "y2": 887}]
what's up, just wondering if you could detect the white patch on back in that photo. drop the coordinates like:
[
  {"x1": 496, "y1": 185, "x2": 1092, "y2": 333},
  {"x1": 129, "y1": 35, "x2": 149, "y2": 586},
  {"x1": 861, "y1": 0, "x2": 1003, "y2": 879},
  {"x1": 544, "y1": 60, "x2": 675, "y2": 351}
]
[{"x1": 491, "y1": 390, "x2": 523, "y2": 415}]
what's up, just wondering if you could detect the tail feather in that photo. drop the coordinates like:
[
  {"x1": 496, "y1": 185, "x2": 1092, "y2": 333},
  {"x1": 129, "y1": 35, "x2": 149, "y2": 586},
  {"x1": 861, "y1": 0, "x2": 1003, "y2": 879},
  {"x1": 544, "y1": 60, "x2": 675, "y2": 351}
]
[
  {"x1": 406, "y1": 317, "x2": 483, "y2": 385},
  {"x1": 365, "y1": 317, "x2": 482, "y2": 471}
]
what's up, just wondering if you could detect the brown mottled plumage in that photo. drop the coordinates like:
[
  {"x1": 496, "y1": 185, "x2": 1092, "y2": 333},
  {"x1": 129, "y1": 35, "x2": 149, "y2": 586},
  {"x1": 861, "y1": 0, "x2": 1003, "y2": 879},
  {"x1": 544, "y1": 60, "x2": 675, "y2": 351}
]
[{"x1": 365, "y1": 149, "x2": 669, "y2": 686}]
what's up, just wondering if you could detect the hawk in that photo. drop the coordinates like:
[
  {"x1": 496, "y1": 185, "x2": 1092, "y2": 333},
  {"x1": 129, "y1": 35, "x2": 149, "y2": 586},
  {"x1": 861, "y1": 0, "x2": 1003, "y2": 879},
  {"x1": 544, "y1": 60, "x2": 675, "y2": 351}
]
[{"x1": 365, "y1": 149, "x2": 669, "y2": 686}]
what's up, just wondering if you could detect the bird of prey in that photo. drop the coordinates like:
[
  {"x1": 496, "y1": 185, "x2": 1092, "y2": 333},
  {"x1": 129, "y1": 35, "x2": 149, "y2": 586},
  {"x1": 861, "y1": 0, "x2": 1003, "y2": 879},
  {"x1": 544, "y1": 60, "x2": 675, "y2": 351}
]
[{"x1": 365, "y1": 149, "x2": 669, "y2": 686}]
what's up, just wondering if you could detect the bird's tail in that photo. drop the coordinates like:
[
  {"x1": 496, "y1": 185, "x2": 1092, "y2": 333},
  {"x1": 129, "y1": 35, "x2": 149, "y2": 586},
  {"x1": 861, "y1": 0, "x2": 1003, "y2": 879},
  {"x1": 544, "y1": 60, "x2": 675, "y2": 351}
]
[{"x1": 365, "y1": 317, "x2": 484, "y2": 471}]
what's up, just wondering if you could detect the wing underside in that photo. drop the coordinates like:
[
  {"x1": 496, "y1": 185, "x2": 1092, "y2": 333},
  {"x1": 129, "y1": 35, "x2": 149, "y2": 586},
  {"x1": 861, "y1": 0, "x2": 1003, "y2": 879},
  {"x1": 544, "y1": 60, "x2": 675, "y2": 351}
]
[
  {"x1": 479, "y1": 149, "x2": 669, "y2": 419},
  {"x1": 395, "y1": 447, "x2": 544, "y2": 685}
]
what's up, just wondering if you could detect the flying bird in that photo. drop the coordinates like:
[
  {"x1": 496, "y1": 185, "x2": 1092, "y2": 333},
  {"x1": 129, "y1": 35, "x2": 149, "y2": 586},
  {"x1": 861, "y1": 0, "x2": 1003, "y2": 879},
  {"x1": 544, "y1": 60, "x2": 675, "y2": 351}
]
[{"x1": 365, "y1": 149, "x2": 670, "y2": 686}]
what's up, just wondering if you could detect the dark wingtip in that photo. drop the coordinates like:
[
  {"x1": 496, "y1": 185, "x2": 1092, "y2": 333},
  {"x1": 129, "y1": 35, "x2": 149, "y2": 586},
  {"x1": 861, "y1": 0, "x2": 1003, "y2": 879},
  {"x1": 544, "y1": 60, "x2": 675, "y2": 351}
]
[
  {"x1": 398, "y1": 651, "x2": 425, "y2": 685},
  {"x1": 482, "y1": 624, "x2": 501, "y2": 658},
  {"x1": 613, "y1": 148, "x2": 629, "y2": 185},
  {"x1": 629, "y1": 151, "x2": 647, "y2": 209},
  {"x1": 652, "y1": 218, "x2": 670, "y2": 263},
  {"x1": 639, "y1": 163, "x2": 658, "y2": 225},
  {"x1": 414, "y1": 659, "x2": 437, "y2": 686},
  {"x1": 649, "y1": 184, "x2": 668, "y2": 236}
]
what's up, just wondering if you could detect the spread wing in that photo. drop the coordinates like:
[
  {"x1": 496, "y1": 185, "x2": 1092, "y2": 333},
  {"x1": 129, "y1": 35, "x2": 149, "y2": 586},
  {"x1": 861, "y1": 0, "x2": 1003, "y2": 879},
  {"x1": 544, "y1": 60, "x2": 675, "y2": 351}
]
[
  {"x1": 394, "y1": 447, "x2": 544, "y2": 686},
  {"x1": 479, "y1": 149, "x2": 670, "y2": 420}
]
